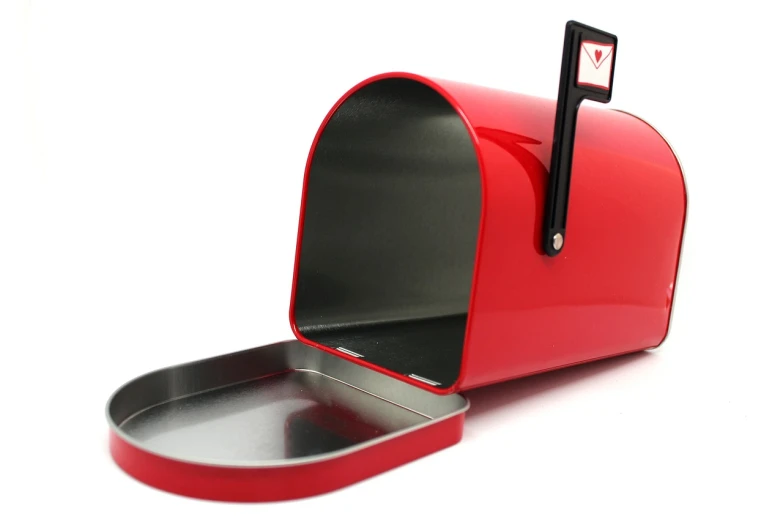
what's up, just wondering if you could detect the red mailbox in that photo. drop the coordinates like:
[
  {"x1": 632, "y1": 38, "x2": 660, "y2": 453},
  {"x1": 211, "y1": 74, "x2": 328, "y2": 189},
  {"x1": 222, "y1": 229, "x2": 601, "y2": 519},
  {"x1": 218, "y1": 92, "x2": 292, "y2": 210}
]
[{"x1": 107, "y1": 22, "x2": 686, "y2": 501}]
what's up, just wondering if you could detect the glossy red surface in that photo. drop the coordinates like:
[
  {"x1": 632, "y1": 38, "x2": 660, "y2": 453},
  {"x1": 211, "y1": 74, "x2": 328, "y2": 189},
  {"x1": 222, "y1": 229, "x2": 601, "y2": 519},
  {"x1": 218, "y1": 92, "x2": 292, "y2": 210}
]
[
  {"x1": 290, "y1": 72, "x2": 686, "y2": 394},
  {"x1": 109, "y1": 411, "x2": 465, "y2": 502}
]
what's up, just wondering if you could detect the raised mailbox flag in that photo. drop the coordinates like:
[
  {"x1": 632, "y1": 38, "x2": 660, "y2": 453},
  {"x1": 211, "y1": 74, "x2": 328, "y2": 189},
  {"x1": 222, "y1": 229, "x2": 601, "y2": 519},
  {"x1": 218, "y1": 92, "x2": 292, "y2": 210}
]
[{"x1": 543, "y1": 21, "x2": 618, "y2": 256}]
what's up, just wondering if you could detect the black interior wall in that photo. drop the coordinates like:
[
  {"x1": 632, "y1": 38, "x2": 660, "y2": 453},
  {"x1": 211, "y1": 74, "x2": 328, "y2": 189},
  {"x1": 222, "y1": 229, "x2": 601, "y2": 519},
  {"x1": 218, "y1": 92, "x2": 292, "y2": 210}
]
[{"x1": 293, "y1": 78, "x2": 481, "y2": 388}]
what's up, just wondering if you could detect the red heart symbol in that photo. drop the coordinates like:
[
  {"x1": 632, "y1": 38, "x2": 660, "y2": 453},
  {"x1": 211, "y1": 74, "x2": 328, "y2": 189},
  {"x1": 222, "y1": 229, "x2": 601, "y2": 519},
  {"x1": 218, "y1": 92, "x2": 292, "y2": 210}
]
[{"x1": 595, "y1": 49, "x2": 603, "y2": 62}]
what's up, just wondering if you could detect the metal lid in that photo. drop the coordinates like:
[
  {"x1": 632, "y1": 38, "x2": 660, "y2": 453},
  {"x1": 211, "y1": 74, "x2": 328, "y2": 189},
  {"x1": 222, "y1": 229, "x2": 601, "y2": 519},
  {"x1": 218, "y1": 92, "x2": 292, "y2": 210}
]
[{"x1": 107, "y1": 340, "x2": 468, "y2": 501}]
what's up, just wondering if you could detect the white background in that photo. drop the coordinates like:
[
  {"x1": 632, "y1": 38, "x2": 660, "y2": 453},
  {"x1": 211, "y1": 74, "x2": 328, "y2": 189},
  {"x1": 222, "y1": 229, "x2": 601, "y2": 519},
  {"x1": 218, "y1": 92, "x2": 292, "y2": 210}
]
[{"x1": 1, "y1": 1, "x2": 781, "y2": 520}]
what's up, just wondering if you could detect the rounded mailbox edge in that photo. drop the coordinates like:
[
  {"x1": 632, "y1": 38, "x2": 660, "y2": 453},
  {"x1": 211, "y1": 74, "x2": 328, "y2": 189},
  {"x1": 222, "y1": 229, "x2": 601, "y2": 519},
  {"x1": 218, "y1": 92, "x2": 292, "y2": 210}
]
[
  {"x1": 611, "y1": 109, "x2": 687, "y2": 350},
  {"x1": 108, "y1": 409, "x2": 466, "y2": 502}
]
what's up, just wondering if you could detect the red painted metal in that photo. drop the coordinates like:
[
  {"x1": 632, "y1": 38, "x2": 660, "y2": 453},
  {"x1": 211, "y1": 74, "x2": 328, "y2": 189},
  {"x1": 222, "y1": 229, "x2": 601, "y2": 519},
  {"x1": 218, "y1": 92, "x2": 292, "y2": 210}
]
[
  {"x1": 108, "y1": 72, "x2": 685, "y2": 501},
  {"x1": 109, "y1": 410, "x2": 465, "y2": 502},
  {"x1": 290, "y1": 72, "x2": 686, "y2": 394}
]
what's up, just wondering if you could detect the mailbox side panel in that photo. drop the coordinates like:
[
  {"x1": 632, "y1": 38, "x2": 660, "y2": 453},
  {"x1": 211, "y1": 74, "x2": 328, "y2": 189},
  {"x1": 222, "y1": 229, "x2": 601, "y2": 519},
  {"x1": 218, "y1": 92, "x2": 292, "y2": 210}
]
[{"x1": 436, "y1": 79, "x2": 687, "y2": 391}]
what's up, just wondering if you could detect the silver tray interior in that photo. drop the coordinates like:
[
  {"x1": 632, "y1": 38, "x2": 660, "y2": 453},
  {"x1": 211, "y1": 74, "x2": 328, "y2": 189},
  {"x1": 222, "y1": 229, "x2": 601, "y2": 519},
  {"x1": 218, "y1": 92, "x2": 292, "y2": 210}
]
[{"x1": 107, "y1": 340, "x2": 468, "y2": 466}]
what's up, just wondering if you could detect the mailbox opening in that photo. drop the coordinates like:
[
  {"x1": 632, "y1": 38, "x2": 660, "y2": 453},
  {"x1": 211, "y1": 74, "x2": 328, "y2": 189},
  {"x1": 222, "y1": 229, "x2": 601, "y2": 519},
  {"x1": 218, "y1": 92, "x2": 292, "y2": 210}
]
[{"x1": 292, "y1": 78, "x2": 481, "y2": 388}]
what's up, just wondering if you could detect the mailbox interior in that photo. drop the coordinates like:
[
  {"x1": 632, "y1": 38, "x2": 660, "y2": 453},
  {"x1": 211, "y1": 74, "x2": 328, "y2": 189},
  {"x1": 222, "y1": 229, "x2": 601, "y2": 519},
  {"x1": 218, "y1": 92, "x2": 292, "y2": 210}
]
[{"x1": 293, "y1": 78, "x2": 481, "y2": 389}]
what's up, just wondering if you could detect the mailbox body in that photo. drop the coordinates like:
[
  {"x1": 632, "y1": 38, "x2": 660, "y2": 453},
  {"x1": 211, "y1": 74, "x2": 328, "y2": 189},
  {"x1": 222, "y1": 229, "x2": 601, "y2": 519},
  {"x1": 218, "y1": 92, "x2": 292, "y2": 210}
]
[
  {"x1": 107, "y1": 72, "x2": 686, "y2": 501},
  {"x1": 290, "y1": 72, "x2": 686, "y2": 394}
]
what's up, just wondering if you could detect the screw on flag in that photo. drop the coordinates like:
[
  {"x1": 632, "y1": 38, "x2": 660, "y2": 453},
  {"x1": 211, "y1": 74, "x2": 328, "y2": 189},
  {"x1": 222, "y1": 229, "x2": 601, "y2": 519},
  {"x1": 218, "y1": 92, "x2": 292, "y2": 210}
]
[{"x1": 577, "y1": 41, "x2": 615, "y2": 90}]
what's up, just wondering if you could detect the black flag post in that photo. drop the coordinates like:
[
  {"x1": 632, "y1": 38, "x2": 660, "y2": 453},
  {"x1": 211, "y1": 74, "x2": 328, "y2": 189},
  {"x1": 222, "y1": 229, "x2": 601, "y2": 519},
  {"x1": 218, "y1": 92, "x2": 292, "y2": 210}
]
[{"x1": 543, "y1": 21, "x2": 617, "y2": 256}]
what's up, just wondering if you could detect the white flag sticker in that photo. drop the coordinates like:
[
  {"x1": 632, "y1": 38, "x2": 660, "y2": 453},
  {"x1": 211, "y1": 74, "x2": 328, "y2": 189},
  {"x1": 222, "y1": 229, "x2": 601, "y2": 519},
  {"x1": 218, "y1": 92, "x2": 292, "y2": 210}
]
[{"x1": 577, "y1": 41, "x2": 614, "y2": 90}]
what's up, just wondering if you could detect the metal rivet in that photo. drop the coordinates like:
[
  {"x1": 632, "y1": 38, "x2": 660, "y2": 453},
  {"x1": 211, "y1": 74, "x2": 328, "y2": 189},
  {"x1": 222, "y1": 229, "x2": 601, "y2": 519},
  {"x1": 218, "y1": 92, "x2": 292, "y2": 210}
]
[
  {"x1": 335, "y1": 347, "x2": 364, "y2": 358},
  {"x1": 408, "y1": 374, "x2": 442, "y2": 387},
  {"x1": 552, "y1": 233, "x2": 564, "y2": 251}
]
